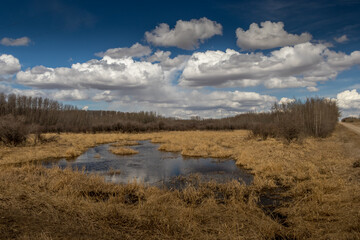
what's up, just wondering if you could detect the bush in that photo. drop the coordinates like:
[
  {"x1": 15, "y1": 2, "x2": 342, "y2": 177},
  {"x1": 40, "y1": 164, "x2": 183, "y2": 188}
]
[
  {"x1": 0, "y1": 115, "x2": 29, "y2": 146},
  {"x1": 249, "y1": 123, "x2": 277, "y2": 140}
]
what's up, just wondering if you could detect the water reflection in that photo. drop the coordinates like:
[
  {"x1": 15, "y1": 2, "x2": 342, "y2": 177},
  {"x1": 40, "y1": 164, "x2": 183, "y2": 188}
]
[{"x1": 43, "y1": 140, "x2": 253, "y2": 186}]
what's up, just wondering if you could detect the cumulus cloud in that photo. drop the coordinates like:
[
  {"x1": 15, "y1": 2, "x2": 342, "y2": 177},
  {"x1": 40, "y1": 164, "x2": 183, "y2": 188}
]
[
  {"x1": 307, "y1": 86, "x2": 319, "y2": 92},
  {"x1": 106, "y1": 89, "x2": 277, "y2": 118},
  {"x1": 147, "y1": 50, "x2": 190, "y2": 71},
  {"x1": 93, "y1": 90, "x2": 117, "y2": 102},
  {"x1": 53, "y1": 89, "x2": 88, "y2": 101},
  {"x1": 16, "y1": 56, "x2": 164, "y2": 90},
  {"x1": 145, "y1": 17, "x2": 222, "y2": 50},
  {"x1": 337, "y1": 89, "x2": 360, "y2": 110},
  {"x1": 180, "y1": 90, "x2": 276, "y2": 113},
  {"x1": 95, "y1": 43, "x2": 152, "y2": 58},
  {"x1": 334, "y1": 35, "x2": 348, "y2": 43},
  {"x1": 179, "y1": 42, "x2": 360, "y2": 90},
  {"x1": 278, "y1": 97, "x2": 295, "y2": 105},
  {"x1": 236, "y1": 21, "x2": 312, "y2": 50},
  {"x1": 1, "y1": 37, "x2": 31, "y2": 46},
  {"x1": 0, "y1": 54, "x2": 21, "y2": 76},
  {"x1": 0, "y1": 83, "x2": 45, "y2": 97}
]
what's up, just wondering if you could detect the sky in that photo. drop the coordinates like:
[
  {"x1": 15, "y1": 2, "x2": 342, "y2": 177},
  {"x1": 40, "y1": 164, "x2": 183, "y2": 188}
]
[{"x1": 0, "y1": 0, "x2": 360, "y2": 118}]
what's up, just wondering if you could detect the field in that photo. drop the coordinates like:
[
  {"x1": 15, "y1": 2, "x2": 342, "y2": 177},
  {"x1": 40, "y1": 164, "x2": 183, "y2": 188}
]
[{"x1": 0, "y1": 125, "x2": 359, "y2": 239}]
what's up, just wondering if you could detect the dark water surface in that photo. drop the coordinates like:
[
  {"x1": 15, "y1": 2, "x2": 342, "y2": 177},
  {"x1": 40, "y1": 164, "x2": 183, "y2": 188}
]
[{"x1": 43, "y1": 140, "x2": 253, "y2": 186}]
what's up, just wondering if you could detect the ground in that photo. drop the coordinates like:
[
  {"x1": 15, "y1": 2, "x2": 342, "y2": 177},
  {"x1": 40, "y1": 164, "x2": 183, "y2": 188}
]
[{"x1": 0, "y1": 125, "x2": 359, "y2": 239}]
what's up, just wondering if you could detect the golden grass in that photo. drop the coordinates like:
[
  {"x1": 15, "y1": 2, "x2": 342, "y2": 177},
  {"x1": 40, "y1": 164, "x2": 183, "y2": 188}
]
[
  {"x1": 0, "y1": 126, "x2": 359, "y2": 239},
  {"x1": 0, "y1": 165, "x2": 282, "y2": 240},
  {"x1": 109, "y1": 146, "x2": 138, "y2": 155},
  {"x1": 111, "y1": 140, "x2": 140, "y2": 147},
  {"x1": 0, "y1": 133, "x2": 150, "y2": 165}
]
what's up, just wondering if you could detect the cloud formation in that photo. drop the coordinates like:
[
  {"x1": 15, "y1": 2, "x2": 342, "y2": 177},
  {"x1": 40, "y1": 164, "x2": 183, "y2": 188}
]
[
  {"x1": 16, "y1": 56, "x2": 164, "y2": 90},
  {"x1": 1, "y1": 37, "x2": 31, "y2": 46},
  {"x1": 104, "y1": 88, "x2": 277, "y2": 118},
  {"x1": 0, "y1": 54, "x2": 21, "y2": 75},
  {"x1": 95, "y1": 43, "x2": 152, "y2": 58},
  {"x1": 147, "y1": 50, "x2": 190, "y2": 71},
  {"x1": 145, "y1": 17, "x2": 222, "y2": 50},
  {"x1": 179, "y1": 42, "x2": 360, "y2": 90},
  {"x1": 236, "y1": 21, "x2": 312, "y2": 50},
  {"x1": 53, "y1": 89, "x2": 88, "y2": 101},
  {"x1": 334, "y1": 35, "x2": 348, "y2": 43},
  {"x1": 337, "y1": 89, "x2": 360, "y2": 110}
]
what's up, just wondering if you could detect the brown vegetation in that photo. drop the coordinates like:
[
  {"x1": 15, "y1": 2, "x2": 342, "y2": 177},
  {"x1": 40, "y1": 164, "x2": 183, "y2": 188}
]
[
  {"x1": 0, "y1": 165, "x2": 282, "y2": 240},
  {"x1": 111, "y1": 140, "x2": 140, "y2": 147},
  {"x1": 109, "y1": 146, "x2": 139, "y2": 155},
  {"x1": 248, "y1": 98, "x2": 339, "y2": 141},
  {"x1": 0, "y1": 126, "x2": 359, "y2": 239},
  {"x1": 0, "y1": 93, "x2": 357, "y2": 239},
  {"x1": 342, "y1": 116, "x2": 360, "y2": 123},
  {"x1": 0, "y1": 93, "x2": 340, "y2": 145}
]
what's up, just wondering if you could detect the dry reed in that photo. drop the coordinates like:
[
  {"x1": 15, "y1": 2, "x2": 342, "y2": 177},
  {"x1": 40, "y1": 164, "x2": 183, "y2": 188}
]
[{"x1": 0, "y1": 126, "x2": 359, "y2": 239}]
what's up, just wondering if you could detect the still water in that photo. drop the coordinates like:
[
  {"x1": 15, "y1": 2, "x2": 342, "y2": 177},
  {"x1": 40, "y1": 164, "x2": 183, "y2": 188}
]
[{"x1": 43, "y1": 140, "x2": 253, "y2": 186}]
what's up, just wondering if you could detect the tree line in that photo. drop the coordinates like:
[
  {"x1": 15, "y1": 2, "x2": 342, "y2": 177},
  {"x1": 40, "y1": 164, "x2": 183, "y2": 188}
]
[{"x1": 0, "y1": 92, "x2": 340, "y2": 145}]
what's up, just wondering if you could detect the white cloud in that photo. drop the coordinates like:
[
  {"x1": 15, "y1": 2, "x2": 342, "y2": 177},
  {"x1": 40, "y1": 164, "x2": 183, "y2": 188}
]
[
  {"x1": 53, "y1": 89, "x2": 88, "y2": 101},
  {"x1": 16, "y1": 56, "x2": 164, "y2": 90},
  {"x1": 182, "y1": 90, "x2": 276, "y2": 113},
  {"x1": 1, "y1": 37, "x2": 31, "y2": 46},
  {"x1": 93, "y1": 90, "x2": 117, "y2": 102},
  {"x1": 106, "y1": 89, "x2": 277, "y2": 118},
  {"x1": 0, "y1": 54, "x2": 21, "y2": 76},
  {"x1": 337, "y1": 89, "x2": 360, "y2": 110},
  {"x1": 326, "y1": 50, "x2": 360, "y2": 69},
  {"x1": 306, "y1": 86, "x2": 319, "y2": 92},
  {"x1": 179, "y1": 42, "x2": 360, "y2": 90},
  {"x1": 236, "y1": 21, "x2": 312, "y2": 50},
  {"x1": 0, "y1": 83, "x2": 45, "y2": 97},
  {"x1": 334, "y1": 35, "x2": 348, "y2": 43},
  {"x1": 145, "y1": 17, "x2": 222, "y2": 50},
  {"x1": 278, "y1": 97, "x2": 295, "y2": 105},
  {"x1": 95, "y1": 43, "x2": 152, "y2": 58},
  {"x1": 147, "y1": 50, "x2": 190, "y2": 72}
]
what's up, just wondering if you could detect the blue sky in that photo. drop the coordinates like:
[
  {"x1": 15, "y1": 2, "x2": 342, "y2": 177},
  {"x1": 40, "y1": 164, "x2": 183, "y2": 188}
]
[{"x1": 0, "y1": 0, "x2": 360, "y2": 118}]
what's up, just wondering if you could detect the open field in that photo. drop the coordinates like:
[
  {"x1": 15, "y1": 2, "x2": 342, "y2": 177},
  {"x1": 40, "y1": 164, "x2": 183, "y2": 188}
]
[{"x1": 0, "y1": 125, "x2": 360, "y2": 239}]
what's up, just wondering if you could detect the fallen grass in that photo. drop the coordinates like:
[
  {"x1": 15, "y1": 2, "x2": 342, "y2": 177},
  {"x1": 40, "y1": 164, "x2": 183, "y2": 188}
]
[
  {"x1": 0, "y1": 165, "x2": 282, "y2": 240},
  {"x1": 0, "y1": 126, "x2": 359, "y2": 239}
]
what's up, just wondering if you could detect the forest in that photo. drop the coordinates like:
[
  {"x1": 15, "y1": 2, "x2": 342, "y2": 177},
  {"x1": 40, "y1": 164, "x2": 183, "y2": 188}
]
[{"x1": 0, "y1": 92, "x2": 340, "y2": 145}]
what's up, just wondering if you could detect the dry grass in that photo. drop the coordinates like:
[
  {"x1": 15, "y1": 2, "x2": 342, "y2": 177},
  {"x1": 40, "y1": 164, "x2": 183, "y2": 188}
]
[
  {"x1": 0, "y1": 126, "x2": 360, "y2": 239},
  {"x1": 0, "y1": 133, "x2": 150, "y2": 165},
  {"x1": 111, "y1": 140, "x2": 140, "y2": 147},
  {"x1": 0, "y1": 165, "x2": 282, "y2": 240},
  {"x1": 109, "y1": 146, "x2": 138, "y2": 155},
  {"x1": 108, "y1": 168, "x2": 121, "y2": 175}
]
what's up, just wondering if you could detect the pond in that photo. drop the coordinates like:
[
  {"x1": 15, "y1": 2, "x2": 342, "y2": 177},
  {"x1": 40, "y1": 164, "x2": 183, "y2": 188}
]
[{"x1": 43, "y1": 140, "x2": 253, "y2": 187}]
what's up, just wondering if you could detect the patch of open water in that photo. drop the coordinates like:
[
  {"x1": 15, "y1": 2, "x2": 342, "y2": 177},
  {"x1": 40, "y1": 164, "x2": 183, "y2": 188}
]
[{"x1": 43, "y1": 140, "x2": 253, "y2": 186}]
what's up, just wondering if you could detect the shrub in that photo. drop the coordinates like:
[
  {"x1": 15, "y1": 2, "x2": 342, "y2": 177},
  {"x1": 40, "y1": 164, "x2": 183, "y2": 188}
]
[{"x1": 0, "y1": 115, "x2": 29, "y2": 146}]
